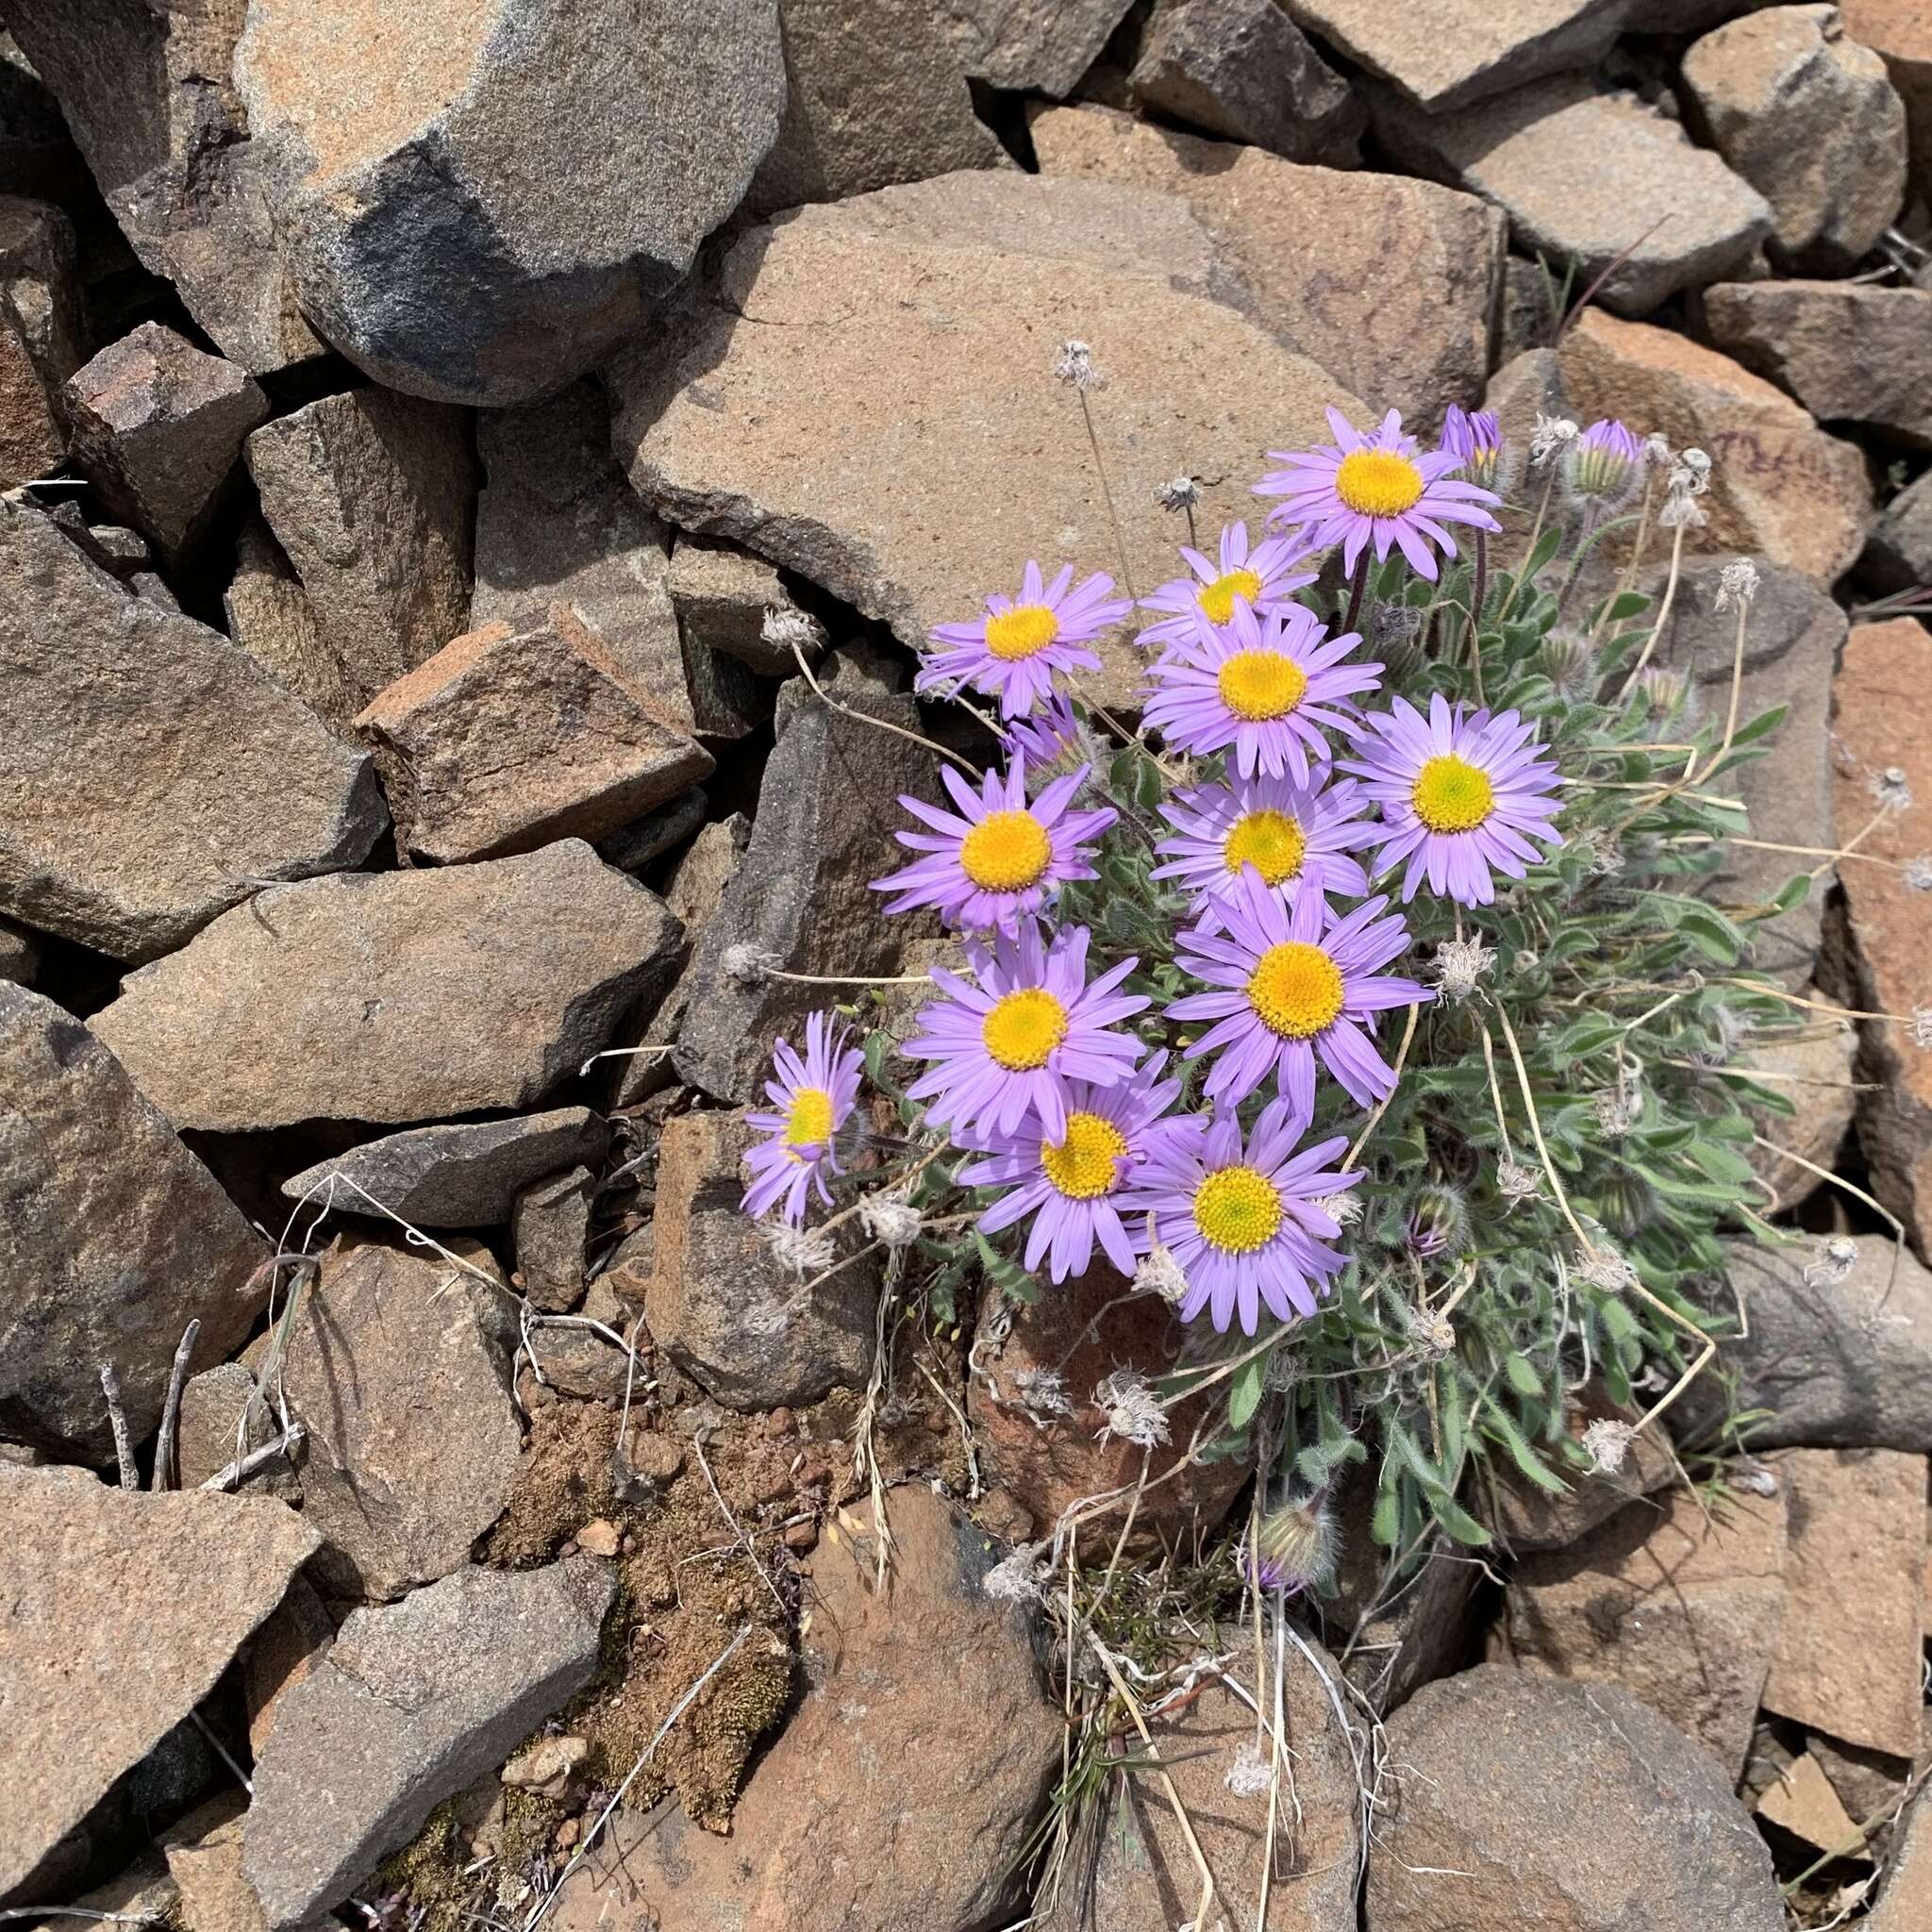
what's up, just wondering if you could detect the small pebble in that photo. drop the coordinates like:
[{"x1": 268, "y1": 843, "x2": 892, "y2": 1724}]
[{"x1": 575, "y1": 1518, "x2": 622, "y2": 1557}]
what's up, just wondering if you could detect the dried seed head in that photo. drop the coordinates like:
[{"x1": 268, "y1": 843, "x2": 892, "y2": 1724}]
[
  {"x1": 1247, "y1": 1491, "x2": 1339, "y2": 1596},
  {"x1": 1575, "y1": 1243, "x2": 1639, "y2": 1294},
  {"x1": 1134, "y1": 1241, "x2": 1190, "y2": 1306},
  {"x1": 1529, "y1": 412, "x2": 1578, "y2": 466},
  {"x1": 858, "y1": 1195, "x2": 923, "y2": 1249},
  {"x1": 1580, "y1": 1417, "x2": 1637, "y2": 1474},
  {"x1": 763, "y1": 1220, "x2": 835, "y2": 1279},
  {"x1": 1591, "y1": 1083, "x2": 1640, "y2": 1139},
  {"x1": 761, "y1": 605, "x2": 824, "y2": 657},
  {"x1": 1657, "y1": 490, "x2": 1708, "y2": 531},
  {"x1": 1915, "y1": 1007, "x2": 1932, "y2": 1050},
  {"x1": 1013, "y1": 1367, "x2": 1074, "y2": 1424},
  {"x1": 1714, "y1": 559, "x2": 1760, "y2": 611},
  {"x1": 980, "y1": 1541, "x2": 1047, "y2": 1605},
  {"x1": 1156, "y1": 474, "x2": 1201, "y2": 513},
  {"x1": 1429, "y1": 934, "x2": 1495, "y2": 1002},
  {"x1": 1055, "y1": 339, "x2": 1100, "y2": 391},
  {"x1": 1904, "y1": 856, "x2": 1932, "y2": 891},
  {"x1": 1497, "y1": 1160, "x2": 1541, "y2": 1208},
  {"x1": 1803, "y1": 1235, "x2": 1859, "y2": 1288},
  {"x1": 722, "y1": 942, "x2": 777, "y2": 986},
  {"x1": 1093, "y1": 1370, "x2": 1171, "y2": 1449},
  {"x1": 1873, "y1": 765, "x2": 1914, "y2": 813},
  {"x1": 1224, "y1": 1741, "x2": 1274, "y2": 1800}
]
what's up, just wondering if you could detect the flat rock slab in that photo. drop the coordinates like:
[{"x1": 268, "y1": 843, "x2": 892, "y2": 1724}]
[
  {"x1": 611, "y1": 171, "x2": 1365, "y2": 714},
  {"x1": 92, "y1": 841, "x2": 684, "y2": 1133},
  {"x1": 243, "y1": 1558, "x2": 615, "y2": 1930},
  {"x1": 0, "y1": 985, "x2": 268, "y2": 1461},
  {"x1": 0, "y1": 499, "x2": 386, "y2": 962},
  {"x1": 283, "y1": 1108, "x2": 609, "y2": 1228},
  {"x1": 0, "y1": 1467, "x2": 321, "y2": 1903}
]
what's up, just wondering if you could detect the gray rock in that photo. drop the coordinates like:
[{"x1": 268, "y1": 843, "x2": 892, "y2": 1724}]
[
  {"x1": 235, "y1": 0, "x2": 785, "y2": 406},
  {"x1": 1376, "y1": 75, "x2": 1773, "y2": 316},
  {"x1": 1741, "y1": 1002, "x2": 1857, "y2": 1207},
  {"x1": 0, "y1": 1465, "x2": 321, "y2": 1904},
  {"x1": 598, "y1": 787, "x2": 711, "y2": 875},
  {"x1": 242, "y1": 1558, "x2": 615, "y2": 1929},
  {"x1": 1365, "y1": 1664, "x2": 1785, "y2": 1930},
  {"x1": 1682, "y1": 6, "x2": 1907, "y2": 270},
  {"x1": 174, "y1": 1361, "x2": 289, "y2": 1495},
  {"x1": 223, "y1": 518, "x2": 344, "y2": 728},
  {"x1": 65, "y1": 323, "x2": 268, "y2": 562},
  {"x1": 512, "y1": 1165, "x2": 594, "y2": 1314},
  {"x1": 1840, "y1": 0, "x2": 1932, "y2": 203},
  {"x1": 0, "y1": 912, "x2": 37, "y2": 986},
  {"x1": 245, "y1": 388, "x2": 476, "y2": 727},
  {"x1": 936, "y1": 0, "x2": 1139, "y2": 95},
  {"x1": 1130, "y1": 0, "x2": 1363, "y2": 163},
  {"x1": 0, "y1": 498, "x2": 385, "y2": 961},
  {"x1": 0, "y1": 985, "x2": 268, "y2": 1462},
  {"x1": 0, "y1": 193, "x2": 82, "y2": 488},
  {"x1": 92, "y1": 841, "x2": 684, "y2": 1133},
  {"x1": 1871, "y1": 1763, "x2": 1932, "y2": 1930},
  {"x1": 283, "y1": 1108, "x2": 609, "y2": 1229},
  {"x1": 666, "y1": 534, "x2": 799, "y2": 676},
  {"x1": 1863, "y1": 468, "x2": 1932, "y2": 593}
]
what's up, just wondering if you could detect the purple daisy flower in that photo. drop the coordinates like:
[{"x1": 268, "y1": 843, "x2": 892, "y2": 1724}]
[
  {"x1": 903, "y1": 922, "x2": 1147, "y2": 1141},
  {"x1": 741, "y1": 1011, "x2": 864, "y2": 1224},
  {"x1": 1151, "y1": 770, "x2": 1377, "y2": 927},
  {"x1": 1340, "y1": 692, "x2": 1565, "y2": 908},
  {"x1": 1438, "y1": 405, "x2": 1510, "y2": 495},
  {"x1": 1167, "y1": 870, "x2": 1430, "y2": 1130},
  {"x1": 1000, "y1": 692, "x2": 1090, "y2": 776},
  {"x1": 872, "y1": 759, "x2": 1115, "y2": 937},
  {"x1": 1255, "y1": 406, "x2": 1501, "y2": 582},
  {"x1": 1141, "y1": 600, "x2": 1382, "y2": 785},
  {"x1": 1120, "y1": 1101, "x2": 1361, "y2": 1334},
  {"x1": 1136, "y1": 521, "x2": 1317, "y2": 648},
  {"x1": 956, "y1": 1054, "x2": 1184, "y2": 1282},
  {"x1": 918, "y1": 560, "x2": 1132, "y2": 718}
]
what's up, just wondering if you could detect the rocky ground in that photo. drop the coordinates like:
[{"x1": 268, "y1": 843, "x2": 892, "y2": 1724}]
[{"x1": 1, "y1": 2, "x2": 1930, "y2": 1929}]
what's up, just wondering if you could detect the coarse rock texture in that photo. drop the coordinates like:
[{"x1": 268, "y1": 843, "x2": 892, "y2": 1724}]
[
  {"x1": 278, "y1": 1238, "x2": 523, "y2": 1601},
  {"x1": 164, "y1": 1804, "x2": 266, "y2": 1932},
  {"x1": 1483, "y1": 1382, "x2": 1676, "y2": 1553},
  {"x1": 1829, "y1": 619, "x2": 1932, "y2": 1259},
  {"x1": 2, "y1": 3, "x2": 323, "y2": 374},
  {"x1": 243, "y1": 1558, "x2": 616, "y2": 1929},
  {"x1": 1871, "y1": 1774, "x2": 1932, "y2": 1931},
  {"x1": 1128, "y1": 0, "x2": 1363, "y2": 163},
  {"x1": 511, "y1": 1164, "x2": 593, "y2": 1313},
  {"x1": 547, "y1": 1487, "x2": 1060, "y2": 1932},
  {"x1": 1706, "y1": 282, "x2": 1932, "y2": 449},
  {"x1": 234, "y1": 0, "x2": 785, "y2": 405},
  {"x1": 245, "y1": 388, "x2": 476, "y2": 727},
  {"x1": 1364, "y1": 1664, "x2": 1786, "y2": 1930},
  {"x1": 242, "y1": 1574, "x2": 337, "y2": 1757},
  {"x1": 0, "y1": 498, "x2": 385, "y2": 961},
  {"x1": 1498, "y1": 1486, "x2": 1789, "y2": 1779},
  {"x1": 63, "y1": 323, "x2": 267, "y2": 562},
  {"x1": 222, "y1": 513, "x2": 343, "y2": 714},
  {"x1": 472, "y1": 379, "x2": 701, "y2": 736},
  {"x1": 1863, "y1": 468, "x2": 1932, "y2": 592},
  {"x1": 973, "y1": 1261, "x2": 1247, "y2": 1543},
  {"x1": 1681, "y1": 5, "x2": 1907, "y2": 270},
  {"x1": 0, "y1": 193, "x2": 82, "y2": 487},
  {"x1": 744, "y1": 0, "x2": 1008, "y2": 217},
  {"x1": 1762, "y1": 1446, "x2": 1929, "y2": 1759},
  {"x1": 1042, "y1": 1665, "x2": 1358, "y2": 1931},
  {"x1": 670, "y1": 649, "x2": 937, "y2": 1105},
  {"x1": 0, "y1": 913, "x2": 39, "y2": 986},
  {"x1": 92, "y1": 841, "x2": 684, "y2": 1133},
  {"x1": 174, "y1": 1361, "x2": 289, "y2": 1496},
  {"x1": 1375, "y1": 75, "x2": 1773, "y2": 318},
  {"x1": 1029, "y1": 106, "x2": 1503, "y2": 425},
  {"x1": 283, "y1": 1108, "x2": 609, "y2": 1228},
  {"x1": 0, "y1": 988, "x2": 268, "y2": 1461},
  {"x1": 1840, "y1": 0, "x2": 1932, "y2": 192},
  {"x1": 1755, "y1": 1751, "x2": 1861, "y2": 1852},
  {"x1": 645, "y1": 1109, "x2": 877, "y2": 1409},
  {"x1": 936, "y1": 0, "x2": 1139, "y2": 94},
  {"x1": 1740, "y1": 1008, "x2": 1858, "y2": 1204},
  {"x1": 611, "y1": 172, "x2": 1366, "y2": 714},
  {"x1": 355, "y1": 610, "x2": 713, "y2": 865},
  {"x1": 666, "y1": 534, "x2": 798, "y2": 675},
  {"x1": 0, "y1": 1466, "x2": 321, "y2": 1904}
]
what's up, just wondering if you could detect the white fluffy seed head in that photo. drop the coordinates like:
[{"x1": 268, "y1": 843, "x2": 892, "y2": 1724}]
[
  {"x1": 722, "y1": 942, "x2": 776, "y2": 985},
  {"x1": 1156, "y1": 474, "x2": 1201, "y2": 512},
  {"x1": 1714, "y1": 559, "x2": 1760, "y2": 610},
  {"x1": 1497, "y1": 1160, "x2": 1541, "y2": 1208},
  {"x1": 1093, "y1": 1370, "x2": 1171, "y2": 1449},
  {"x1": 1429, "y1": 935, "x2": 1495, "y2": 1002},
  {"x1": 1311, "y1": 1189, "x2": 1364, "y2": 1227},
  {"x1": 858, "y1": 1195, "x2": 923, "y2": 1249},
  {"x1": 1135, "y1": 1241, "x2": 1190, "y2": 1306},
  {"x1": 1873, "y1": 766, "x2": 1914, "y2": 813},
  {"x1": 1904, "y1": 856, "x2": 1932, "y2": 891},
  {"x1": 1803, "y1": 1235, "x2": 1860, "y2": 1288},
  {"x1": 1529, "y1": 413, "x2": 1578, "y2": 465},
  {"x1": 763, "y1": 1221, "x2": 835, "y2": 1279},
  {"x1": 761, "y1": 606, "x2": 823, "y2": 655},
  {"x1": 1055, "y1": 339, "x2": 1100, "y2": 391},
  {"x1": 1224, "y1": 1742, "x2": 1274, "y2": 1800},
  {"x1": 1575, "y1": 1243, "x2": 1638, "y2": 1294},
  {"x1": 1581, "y1": 1418, "x2": 1637, "y2": 1474}
]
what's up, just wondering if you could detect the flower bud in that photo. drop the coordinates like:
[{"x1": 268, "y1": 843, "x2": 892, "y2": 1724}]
[{"x1": 1246, "y1": 1490, "x2": 1339, "y2": 1596}]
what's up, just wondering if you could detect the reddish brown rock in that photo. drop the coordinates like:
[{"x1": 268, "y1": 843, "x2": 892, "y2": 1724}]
[
  {"x1": 223, "y1": 519, "x2": 344, "y2": 728},
  {"x1": 242, "y1": 1574, "x2": 336, "y2": 1757}
]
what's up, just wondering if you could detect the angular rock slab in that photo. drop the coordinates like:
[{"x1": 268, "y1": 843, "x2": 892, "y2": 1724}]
[
  {"x1": 612, "y1": 171, "x2": 1366, "y2": 714},
  {"x1": 0, "y1": 194, "x2": 83, "y2": 488},
  {"x1": 1863, "y1": 466, "x2": 1932, "y2": 594},
  {"x1": 1029, "y1": 106, "x2": 1502, "y2": 426},
  {"x1": 1740, "y1": 1005, "x2": 1857, "y2": 1205},
  {"x1": 92, "y1": 841, "x2": 684, "y2": 1133},
  {"x1": 1840, "y1": 0, "x2": 1932, "y2": 196},
  {"x1": 235, "y1": 0, "x2": 785, "y2": 405},
  {"x1": 936, "y1": 0, "x2": 1139, "y2": 95},
  {"x1": 1872, "y1": 1770, "x2": 1932, "y2": 1931},
  {"x1": 0, "y1": 986, "x2": 268, "y2": 1461},
  {"x1": 0, "y1": 1467, "x2": 321, "y2": 1903},
  {"x1": 243, "y1": 1558, "x2": 615, "y2": 1929},
  {"x1": 223, "y1": 520, "x2": 342, "y2": 728},
  {"x1": 666, "y1": 534, "x2": 798, "y2": 675},
  {"x1": 0, "y1": 499, "x2": 386, "y2": 962},
  {"x1": 1365, "y1": 1664, "x2": 1785, "y2": 1931}
]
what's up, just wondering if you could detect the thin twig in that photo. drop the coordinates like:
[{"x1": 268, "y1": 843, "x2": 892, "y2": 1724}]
[
  {"x1": 691, "y1": 1434, "x2": 787, "y2": 1617},
  {"x1": 151, "y1": 1318, "x2": 201, "y2": 1492},
  {"x1": 790, "y1": 639, "x2": 974, "y2": 774},
  {"x1": 99, "y1": 1362, "x2": 137, "y2": 1490},
  {"x1": 199, "y1": 1424, "x2": 305, "y2": 1492}
]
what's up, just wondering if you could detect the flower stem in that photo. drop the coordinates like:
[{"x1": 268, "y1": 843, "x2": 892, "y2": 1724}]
[
  {"x1": 1341, "y1": 550, "x2": 1370, "y2": 637},
  {"x1": 1077, "y1": 389, "x2": 1139, "y2": 604}
]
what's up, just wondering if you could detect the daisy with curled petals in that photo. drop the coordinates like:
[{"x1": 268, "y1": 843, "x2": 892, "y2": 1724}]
[
  {"x1": 1121, "y1": 1102, "x2": 1360, "y2": 1335},
  {"x1": 1141, "y1": 600, "x2": 1381, "y2": 785},
  {"x1": 1341, "y1": 692, "x2": 1565, "y2": 908},
  {"x1": 1256, "y1": 407, "x2": 1500, "y2": 582},
  {"x1": 903, "y1": 922, "x2": 1147, "y2": 1142},
  {"x1": 1152, "y1": 770, "x2": 1377, "y2": 928},
  {"x1": 741, "y1": 1011, "x2": 864, "y2": 1225},
  {"x1": 956, "y1": 1055, "x2": 1184, "y2": 1283},
  {"x1": 1136, "y1": 520, "x2": 1317, "y2": 648},
  {"x1": 872, "y1": 758, "x2": 1115, "y2": 937},
  {"x1": 1168, "y1": 870, "x2": 1430, "y2": 1131},
  {"x1": 918, "y1": 560, "x2": 1132, "y2": 718}
]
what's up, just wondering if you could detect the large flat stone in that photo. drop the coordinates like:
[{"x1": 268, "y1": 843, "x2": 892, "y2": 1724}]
[{"x1": 92, "y1": 841, "x2": 684, "y2": 1132}]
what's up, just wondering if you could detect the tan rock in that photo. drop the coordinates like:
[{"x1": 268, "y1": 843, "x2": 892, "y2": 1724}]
[
  {"x1": 1756, "y1": 1750, "x2": 1862, "y2": 1854},
  {"x1": 175, "y1": 1362, "x2": 292, "y2": 1496},
  {"x1": 667, "y1": 535, "x2": 797, "y2": 676},
  {"x1": 573, "y1": 1520, "x2": 620, "y2": 1558},
  {"x1": 223, "y1": 519, "x2": 345, "y2": 729},
  {"x1": 1740, "y1": 1007, "x2": 1858, "y2": 1205},
  {"x1": 0, "y1": 194, "x2": 82, "y2": 488},
  {"x1": 242, "y1": 1574, "x2": 336, "y2": 1757},
  {"x1": 1763, "y1": 1447, "x2": 1928, "y2": 1759},
  {"x1": 166, "y1": 1806, "x2": 270, "y2": 1932},
  {"x1": 1872, "y1": 1772, "x2": 1932, "y2": 1930},
  {"x1": 936, "y1": 0, "x2": 1138, "y2": 95},
  {"x1": 499, "y1": 1733, "x2": 589, "y2": 1792},
  {"x1": 1840, "y1": 0, "x2": 1932, "y2": 195},
  {"x1": 1557, "y1": 308, "x2": 1870, "y2": 583},
  {"x1": 1029, "y1": 105, "x2": 1503, "y2": 425}
]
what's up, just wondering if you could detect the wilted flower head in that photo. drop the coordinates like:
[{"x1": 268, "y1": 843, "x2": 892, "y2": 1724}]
[
  {"x1": 1579, "y1": 825, "x2": 1624, "y2": 877},
  {"x1": 1157, "y1": 474, "x2": 1202, "y2": 514},
  {"x1": 1537, "y1": 626, "x2": 1597, "y2": 696},
  {"x1": 1873, "y1": 765, "x2": 1914, "y2": 813},
  {"x1": 1246, "y1": 1490, "x2": 1339, "y2": 1595},
  {"x1": 1497, "y1": 1160, "x2": 1541, "y2": 1208},
  {"x1": 1635, "y1": 663, "x2": 1695, "y2": 724},
  {"x1": 1528, "y1": 413, "x2": 1578, "y2": 467},
  {"x1": 1134, "y1": 1241, "x2": 1189, "y2": 1306},
  {"x1": 1224, "y1": 1741, "x2": 1274, "y2": 1800},
  {"x1": 763, "y1": 1220, "x2": 836, "y2": 1279},
  {"x1": 1591, "y1": 1081, "x2": 1640, "y2": 1139},
  {"x1": 1311, "y1": 1188, "x2": 1363, "y2": 1226},
  {"x1": 858, "y1": 1193, "x2": 924, "y2": 1249},
  {"x1": 1580, "y1": 1417, "x2": 1637, "y2": 1474},
  {"x1": 1714, "y1": 559, "x2": 1760, "y2": 610},
  {"x1": 1565, "y1": 418, "x2": 1644, "y2": 511},
  {"x1": 1903, "y1": 856, "x2": 1932, "y2": 892},
  {"x1": 1093, "y1": 1370, "x2": 1172, "y2": 1449},
  {"x1": 1405, "y1": 1182, "x2": 1470, "y2": 1259},
  {"x1": 1657, "y1": 488, "x2": 1708, "y2": 531},
  {"x1": 1429, "y1": 933, "x2": 1495, "y2": 1002},
  {"x1": 723, "y1": 942, "x2": 778, "y2": 985},
  {"x1": 1643, "y1": 432, "x2": 1673, "y2": 469},
  {"x1": 981, "y1": 1541, "x2": 1047, "y2": 1604},
  {"x1": 1803, "y1": 1235, "x2": 1859, "y2": 1288},
  {"x1": 1012, "y1": 1367, "x2": 1074, "y2": 1425},
  {"x1": 761, "y1": 605, "x2": 823, "y2": 658},
  {"x1": 1915, "y1": 1007, "x2": 1932, "y2": 1049},
  {"x1": 1575, "y1": 1242, "x2": 1638, "y2": 1294},
  {"x1": 1438, "y1": 404, "x2": 1511, "y2": 494},
  {"x1": 1055, "y1": 339, "x2": 1099, "y2": 391}
]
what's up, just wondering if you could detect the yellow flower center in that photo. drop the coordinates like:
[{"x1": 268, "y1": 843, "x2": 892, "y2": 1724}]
[
  {"x1": 1216, "y1": 650, "x2": 1308, "y2": 722},
  {"x1": 1196, "y1": 567, "x2": 1263, "y2": 625},
  {"x1": 981, "y1": 987, "x2": 1069, "y2": 1071},
  {"x1": 958, "y1": 810, "x2": 1052, "y2": 892},
  {"x1": 1334, "y1": 448, "x2": 1425, "y2": 519},
  {"x1": 1247, "y1": 941, "x2": 1344, "y2": 1040},
  {"x1": 984, "y1": 604, "x2": 1060, "y2": 661},
  {"x1": 1040, "y1": 1111, "x2": 1129, "y2": 1201},
  {"x1": 785, "y1": 1086, "x2": 834, "y2": 1149},
  {"x1": 1411, "y1": 754, "x2": 1495, "y2": 833},
  {"x1": 1193, "y1": 1165, "x2": 1284, "y2": 1254},
  {"x1": 1222, "y1": 808, "x2": 1307, "y2": 887}
]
